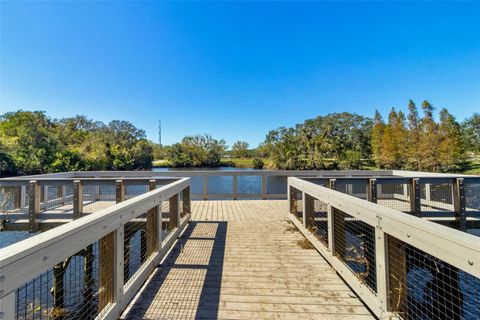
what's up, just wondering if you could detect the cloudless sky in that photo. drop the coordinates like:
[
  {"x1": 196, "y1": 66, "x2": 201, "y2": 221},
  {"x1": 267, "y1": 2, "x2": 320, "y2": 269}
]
[{"x1": 1, "y1": 1, "x2": 479, "y2": 148}]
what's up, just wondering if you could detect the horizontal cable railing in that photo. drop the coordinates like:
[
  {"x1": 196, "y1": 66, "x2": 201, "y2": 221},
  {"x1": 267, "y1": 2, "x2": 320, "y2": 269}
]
[
  {"x1": 288, "y1": 177, "x2": 480, "y2": 320},
  {"x1": 0, "y1": 178, "x2": 191, "y2": 320}
]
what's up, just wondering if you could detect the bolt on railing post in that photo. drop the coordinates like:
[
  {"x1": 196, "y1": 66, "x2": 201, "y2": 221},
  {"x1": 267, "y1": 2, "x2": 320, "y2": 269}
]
[
  {"x1": 73, "y1": 180, "x2": 83, "y2": 219},
  {"x1": 453, "y1": 178, "x2": 466, "y2": 231},
  {"x1": 261, "y1": 175, "x2": 267, "y2": 200},
  {"x1": 409, "y1": 178, "x2": 421, "y2": 216},
  {"x1": 232, "y1": 175, "x2": 238, "y2": 200},
  {"x1": 28, "y1": 180, "x2": 40, "y2": 233},
  {"x1": 114, "y1": 226, "x2": 125, "y2": 304},
  {"x1": 202, "y1": 176, "x2": 208, "y2": 200},
  {"x1": 0, "y1": 291, "x2": 15, "y2": 320},
  {"x1": 375, "y1": 226, "x2": 389, "y2": 315}
]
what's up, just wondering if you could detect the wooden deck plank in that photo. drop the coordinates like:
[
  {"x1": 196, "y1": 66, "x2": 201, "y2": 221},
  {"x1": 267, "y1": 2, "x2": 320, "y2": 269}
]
[{"x1": 122, "y1": 200, "x2": 373, "y2": 320}]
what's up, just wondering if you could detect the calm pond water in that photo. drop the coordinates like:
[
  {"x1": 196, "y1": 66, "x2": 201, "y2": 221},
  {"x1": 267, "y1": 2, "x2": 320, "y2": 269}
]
[
  {"x1": 153, "y1": 167, "x2": 288, "y2": 196},
  {"x1": 0, "y1": 167, "x2": 285, "y2": 249}
]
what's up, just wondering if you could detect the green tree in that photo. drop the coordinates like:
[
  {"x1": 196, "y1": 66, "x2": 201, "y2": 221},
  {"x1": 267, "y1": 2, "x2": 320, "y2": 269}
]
[
  {"x1": 167, "y1": 134, "x2": 227, "y2": 167},
  {"x1": 232, "y1": 141, "x2": 250, "y2": 158},
  {"x1": 371, "y1": 110, "x2": 385, "y2": 167},
  {"x1": 462, "y1": 113, "x2": 480, "y2": 153},
  {"x1": 419, "y1": 101, "x2": 441, "y2": 171},
  {"x1": 406, "y1": 100, "x2": 421, "y2": 170},
  {"x1": 438, "y1": 109, "x2": 465, "y2": 172}
]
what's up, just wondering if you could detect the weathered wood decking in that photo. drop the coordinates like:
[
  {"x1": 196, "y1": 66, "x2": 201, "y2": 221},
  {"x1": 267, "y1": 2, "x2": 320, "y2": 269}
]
[{"x1": 122, "y1": 200, "x2": 373, "y2": 319}]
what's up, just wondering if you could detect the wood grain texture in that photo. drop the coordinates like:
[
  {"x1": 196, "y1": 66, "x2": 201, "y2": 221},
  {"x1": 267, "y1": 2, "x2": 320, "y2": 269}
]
[{"x1": 123, "y1": 200, "x2": 373, "y2": 320}]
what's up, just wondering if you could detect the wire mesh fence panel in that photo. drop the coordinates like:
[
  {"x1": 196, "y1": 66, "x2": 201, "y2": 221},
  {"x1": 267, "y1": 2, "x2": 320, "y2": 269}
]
[
  {"x1": 420, "y1": 182, "x2": 455, "y2": 213},
  {"x1": 386, "y1": 234, "x2": 480, "y2": 320},
  {"x1": 82, "y1": 181, "x2": 116, "y2": 214},
  {"x1": 465, "y1": 180, "x2": 480, "y2": 218},
  {"x1": 289, "y1": 186, "x2": 303, "y2": 223},
  {"x1": 207, "y1": 176, "x2": 233, "y2": 199},
  {"x1": 267, "y1": 175, "x2": 287, "y2": 196},
  {"x1": 14, "y1": 238, "x2": 115, "y2": 320},
  {"x1": 304, "y1": 194, "x2": 328, "y2": 246},
  {"x1": 0, "y1": 185, "x2": 27, "y2": 214},
  {"x1": 335, "y1": 180, "x2": 368, "y2": 200},
  {"x1": 377, "y1": 182, "x2": 411, "y2": 213},
  {"x1": 39, "y1": 183, "x2": 74, "y2": 214},
  {"x1": 333, "y1": 208, "x2": 377, "y2": 292},
  {"x1": 123, "y1": 212, "x2": 147, "y2": 285},
  {"x1": 125, "y1": 182, "x2": 149, "y2": 200}
]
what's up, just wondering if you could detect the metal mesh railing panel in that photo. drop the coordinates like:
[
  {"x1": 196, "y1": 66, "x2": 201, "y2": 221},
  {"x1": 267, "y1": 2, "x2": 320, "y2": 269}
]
[
  {"x1": 82, "y1": 181, "x2": 116, "y2": 215},
  {"x1": 304, "y1": 194, "x2": 328, "y2": 246},
  {"x1": 39, "y1": 184, "x2": 74, "y2": 214},
  {"x1": 333, "y1": 208, "x2": 377, "y2": 292},
  {"x1": 420, "y1": 182, "x2": 454, "y2": 213},
  {"x1": 387, "y1": 234, "x2": 480, "y2": 320},
  {"x1": 377, "y1": 183, "x2": 411, "y2": 213},
  {"x1": 0, "y1": 185, "x2": 27, "y2": 214},
  {"x1": 125, "y1": 183, "x2": 149, "y2": 200},
  {"x1": 14, "y1": 239, "x2": 114, "y2": 320},
  {"x1": 465, "y1": 180, "x2": 480, "y2": 217},
  {"x1": 335, "y1": 180, "x2": 368, "y2": 200},
  {"x1": 123, "y1": 213, "x2": 147, "y2": 285}
]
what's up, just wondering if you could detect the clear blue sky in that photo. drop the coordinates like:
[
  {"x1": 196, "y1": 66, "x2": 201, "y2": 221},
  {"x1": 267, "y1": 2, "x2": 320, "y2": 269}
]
[{"x1": 1, "y1": 1, "x2": 479, "y2": 148}]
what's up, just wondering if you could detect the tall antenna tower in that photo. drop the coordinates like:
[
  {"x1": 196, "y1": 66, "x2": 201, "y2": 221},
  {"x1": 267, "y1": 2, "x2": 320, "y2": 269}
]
[{"x1": 158, "y1": 120, "x2": 162, "y2": 147}]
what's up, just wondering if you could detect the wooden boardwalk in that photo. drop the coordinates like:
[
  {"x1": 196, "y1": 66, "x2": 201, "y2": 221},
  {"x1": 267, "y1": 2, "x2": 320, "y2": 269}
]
[{"x1": 122, "y1": 200, "x2": 373, "y2": 320}]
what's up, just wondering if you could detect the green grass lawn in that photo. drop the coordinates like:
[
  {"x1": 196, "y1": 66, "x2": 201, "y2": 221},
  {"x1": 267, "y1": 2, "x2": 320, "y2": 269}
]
[
  {"x1": 220, "y1": 158, "x2": 257, "y2": 168},
  {"x1": 461, "y1": 160, "x2": 480, "y2": 175}
]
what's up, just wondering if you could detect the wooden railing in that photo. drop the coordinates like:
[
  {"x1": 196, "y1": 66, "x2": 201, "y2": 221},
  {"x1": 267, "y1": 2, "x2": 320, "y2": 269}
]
[
  {"x1": 0, "y1": 178, "x2": 191, "y2": 320},
  {"x1": 288, "y1": 177, "x2": 480, "y2": 319}
]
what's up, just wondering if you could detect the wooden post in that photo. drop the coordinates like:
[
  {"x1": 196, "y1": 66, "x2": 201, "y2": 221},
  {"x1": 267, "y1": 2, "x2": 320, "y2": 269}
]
[
  {"x1": 327, "y1": 204, "x2": 334, "y2": 253},
  {"x1": 73, "y1": 180, "x2": 83, "y2": 219},
  {"x1": 302, "y1": 192, "x2": 307, "y2": 227},
  {"x1": 114, "y1": 227, "x2": 124, "y2": 302},
  {"x1": 168, "y1": 194, "x2": 179, "y2": 230},
  {"x1": 453, "y1": 178, "x2": 466, "y2": 230},
  {"x1": 387, "y1": 235, "x2": 407, "y2": 314},
  {"x1": 289, "y1": 186, "x2": 297, "y2": 214},
  {"x1": 332, "y1": 207, "x2": 346, "y2": 257},
  {"x1": 116, "y1": 180, "x2": 125, "y2": 204},
  {"x1": 99, "y1": 232, "x2": 115, "y2": 311},
  {"x1": 146, "y1": 180, "x2": 158, "y2": 258},
  {"x1": 368, "y1": 179, "x2": 377, "y2": 203},
  {"x1": 375, "y1": 228, "x2": 389, "y2": 314},
  {"x1": 182, "y1": 186, "x2": 191, "y2": 214},
  {"x1": 261, "y1": 175, "x2": 267, "y2": 200},
  {"x1": 202, "y1": 176, "x2": 208, "y2": 200},
  {"x1": 232, "y1": 175, "x2": 238, "y2": 200},
  {"x1": 0, "y1": 291, "x2": 15, "y2": 320},
  {"x1": 409, "y1": 178, "x2": 421, "y2": 216},
  {"x1": 28, "y1": 180, "x2": 40, "y2": 233}
]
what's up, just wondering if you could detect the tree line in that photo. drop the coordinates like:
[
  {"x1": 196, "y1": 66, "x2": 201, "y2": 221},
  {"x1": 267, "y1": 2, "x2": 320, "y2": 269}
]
[
  {"x1": 260, "y1": 101, "x2": 479, "y2": 171},
  {"x1": 0, "y1": 111, "x2": 153, "y2": 176}
]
